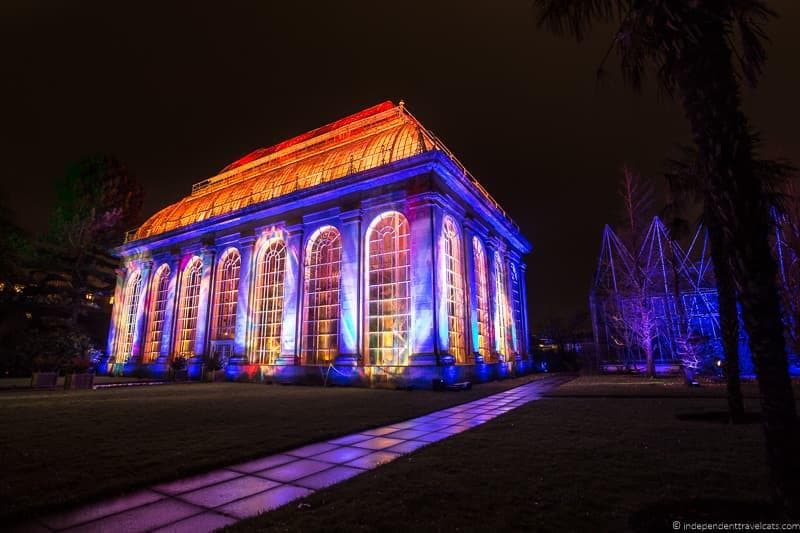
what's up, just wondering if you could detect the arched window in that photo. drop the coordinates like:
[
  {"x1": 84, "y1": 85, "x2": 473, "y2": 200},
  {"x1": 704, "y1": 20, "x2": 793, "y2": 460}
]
[
  {"x1": 116, "y1": 271, "x2": 143, "y2": 363},
  {"x1": 252, "y1": 238, "x2": 286, "y2": 364},
  {"x1": 176, "y1": 257, "x2": 202, "y2": 355},
  {"x1": 509, "y1": 263, "x2": 525, "y2": 354},
  {"x1": 494, "y1": 252, "x2": 513, "y2": 357},
  {"x1": 367, "y1": 212, "x2": 411, "y2": 365},
  {"x1": 473, "y1": 237, "x2": 491, "y2": 359},
  {"x1": 144, "y1": 264, "x2": 170, "y2": 362},
  {"x1": 213, "y1": 249, "x2": 241, "y2": 340},
  {"x1": 443, "y1": 217, "x2": 466, "y2": 362},
  {"x1": 302, "y1": 226, "x2": 342, "y2": 365}
]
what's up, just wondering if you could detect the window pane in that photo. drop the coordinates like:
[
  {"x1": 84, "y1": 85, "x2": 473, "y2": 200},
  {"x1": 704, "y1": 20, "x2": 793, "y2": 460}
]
[
  {"x1": 176, "y1": 258, "x2": 203, "y2": 356},
  {"x1": 251, "y1": 239, "x2": 286, "y2": 364},
  {"x1": 144, "y1": 264, "x2": 170, "y2": 362},
  {"x1": 367, "y1": 212, "x2": 410, "y2": 365},
  {"x1": 214, "y1": 249, "x2": 241, "y2": 340},
  {"x1": 116, "y1": 271, "x2": 143, "y2": 363},
  {"x1": 302, "y1": 227, "x2": 342, "y2": 365},
  {"x1": 473, "y1": 237, "x2": 491, "y2": 359},
  {"x1": 443, "y1": 218, "x2": 466, "y2": 362}
]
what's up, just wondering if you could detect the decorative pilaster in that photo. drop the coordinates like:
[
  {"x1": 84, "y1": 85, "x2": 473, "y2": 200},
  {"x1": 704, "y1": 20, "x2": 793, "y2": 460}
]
[
  {"x1": 408, "y1": 197, "x2": 437, "y2": 365},
  {"x1": 486, "y1": 239, "x2": 505, "y2": 360},
  {"x1": 337, "y1": 209, "x2": 362, "y2": 365},
  {"x1": 507, "y1": 258, "x2": 522, "y2": 365},
  {"x1": 233, "y1": 236, "x2": 256, "y2": 363},
  {"x1": 519, "y1": 261, "x2": 531, "y2": 357},
  {"x1": 156, "y1": 254, "x2": 180, "y2": 365},
  {"x1": 193, "y1": 248, "x2": 216, "y2": 357},
  {"x1": 432, "y1": 206, "x2": 452, "y2": 364},
  {"x1": 278, "y1": 224, "x2": 303, "y2": 365},
  {"x1": 463, "y1": 222, "x2": 481, "y2": 363}
]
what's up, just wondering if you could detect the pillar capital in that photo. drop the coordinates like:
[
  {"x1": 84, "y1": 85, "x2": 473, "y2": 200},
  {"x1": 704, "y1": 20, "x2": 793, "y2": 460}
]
[
  {"x1": 341, "y1": 208, "x2": 364, "y2": 224},
  {"x1": 285, "y1": 223, "x2": 304, "y2": 238}
]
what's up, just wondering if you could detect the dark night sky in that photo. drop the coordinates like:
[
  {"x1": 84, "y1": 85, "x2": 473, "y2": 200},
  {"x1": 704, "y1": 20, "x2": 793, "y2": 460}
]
[{"x1": 1, "y1": 1, "x2": 798, "y2": 329}]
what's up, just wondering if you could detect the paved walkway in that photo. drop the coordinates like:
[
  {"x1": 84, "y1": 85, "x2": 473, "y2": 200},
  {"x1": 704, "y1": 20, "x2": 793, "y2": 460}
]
[{"x1": 22, "y1": 375, "x2": 569, "y2": 533}]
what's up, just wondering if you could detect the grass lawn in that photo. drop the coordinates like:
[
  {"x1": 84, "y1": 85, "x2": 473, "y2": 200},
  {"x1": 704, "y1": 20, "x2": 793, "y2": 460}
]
[
  {"x1": 0, "y1": 375, "x2": 150, "y2": 390},
  {"x1": 0, "y1": 374, "x2": 544, "y2": 522},
  {"x1": 226, "y1": 375, "x2": 799, "y2": 532}
]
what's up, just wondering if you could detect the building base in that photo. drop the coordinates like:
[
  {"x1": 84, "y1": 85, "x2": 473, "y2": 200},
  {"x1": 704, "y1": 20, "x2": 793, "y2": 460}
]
[{"x1": 103, "y1": 356, "x2": 537, "y2": 389}]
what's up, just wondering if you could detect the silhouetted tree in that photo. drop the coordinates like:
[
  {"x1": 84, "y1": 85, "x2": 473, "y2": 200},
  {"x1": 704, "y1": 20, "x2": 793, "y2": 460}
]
[
  {"x1": 775, "y1": 179, "x2": 800, "y2": 357},
  {"x1": 38, "y1": 155, "x2": 143, "y2": 338},
  {"x1": 665, "y1": 147, "x2": 745, "y2": 421},
  {"x1": 0, "y1": 198, "x2": 31, "y2": 285},
  {"x1": 617, "y1": 166, "x2": 658, "y2": 377},
  {"x1": 534, "y1": 0, "x2": 799, "y2": 512}
]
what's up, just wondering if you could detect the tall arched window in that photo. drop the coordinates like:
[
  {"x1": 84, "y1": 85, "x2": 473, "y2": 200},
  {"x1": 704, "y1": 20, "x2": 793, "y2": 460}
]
[
  {"x1": 302, "y1": 226, "x2": 342, "y2": 365},
  {"x1": 116, "y1": 271, "x2": 143, "y2": 363},
  {"x1": 443, "y1": 217, "x2": 466, "y2": 362},
  {"x1": 176, "y1": 257, "x2": 202, "y2": 355},
  {"x1": 494, "y1": 252, "x2": 512, "y2": 357},
  {"x1": 252, "y1": 238, "x2": 286, "y2": 364},
  {"x1": 509, "y1": 263, "x2": 525, "y2": 354},
  {"x1": 367, "y1": 212, "x2": 411, "y2": 365},
  {"x1": 213, "y1": 249, "x2": 241, "y2": 340},
  {"x1": 144, "y1": 264, "x2": 170, "y2": 362},
  {"x1": 473, "y1": 237, "x2": 491, "y2": 359}
]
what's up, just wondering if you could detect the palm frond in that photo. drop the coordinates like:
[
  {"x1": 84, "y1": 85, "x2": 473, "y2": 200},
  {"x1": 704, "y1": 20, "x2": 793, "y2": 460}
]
[
  {"x1": 731, "y1": 0, "x2": 775, "y2": 87},
  {"x1": 534, "y1": 0, "x2": 629, "y2": 41}
]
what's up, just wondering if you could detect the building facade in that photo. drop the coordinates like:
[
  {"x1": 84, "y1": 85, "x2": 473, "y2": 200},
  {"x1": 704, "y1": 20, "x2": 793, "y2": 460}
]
[{"x1": 105, "y1": 101, "x2": 532, "y2": 387}]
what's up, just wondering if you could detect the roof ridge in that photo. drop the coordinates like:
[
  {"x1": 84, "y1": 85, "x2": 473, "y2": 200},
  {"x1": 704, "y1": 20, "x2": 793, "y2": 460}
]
[
  {"x1": 192, "y1": 114, "x2": 413, "y2": 199},
  {"x1": 220, "y1": 100, "x2": 396, "y2": 173}
]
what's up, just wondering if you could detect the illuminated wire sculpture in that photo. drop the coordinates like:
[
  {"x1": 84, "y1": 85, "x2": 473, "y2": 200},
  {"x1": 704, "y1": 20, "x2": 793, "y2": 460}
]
[{"x1": 590, "y1": 217, "x2": 723, "y2": 366}]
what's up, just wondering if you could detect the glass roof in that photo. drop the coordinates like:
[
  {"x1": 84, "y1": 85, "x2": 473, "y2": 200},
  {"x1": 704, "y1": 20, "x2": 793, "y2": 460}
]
[{"x1": 130, "y1": 101, "x2": 513, "y2": 243}]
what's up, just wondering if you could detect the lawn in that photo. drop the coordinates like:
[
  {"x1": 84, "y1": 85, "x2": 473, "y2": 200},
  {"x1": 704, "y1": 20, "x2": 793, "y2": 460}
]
[
  {"x1": 0, "y1": 375, "x2": 148, "y2": 390},
  {"x1": 0, "y1": 374, "x2": 544, "y2": 522},
  {"x1": 226, "y1": 375, "x2": 799, "y2": 532}
]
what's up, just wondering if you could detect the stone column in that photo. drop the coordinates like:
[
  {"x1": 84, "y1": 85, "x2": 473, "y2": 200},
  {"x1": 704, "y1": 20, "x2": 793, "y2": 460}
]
[
  {"x1": 463, "y1": 223, "x2": 481, "y2": 363},
  {"x1": 519, "y1": 261, "x2": 531, "y2": 358},
  {"x1": 337, "y1": 209, "x2": 362, "y2": 365},
  {"x1": 432, "y1": 206, "x2": 453, "y2": 364},
  {"x1": 486, "y1": 239, "x2": 505, "y2": 361},
  {"x1": 278, "y1": 224, "x2": 303, "y2": 365},
  {"x1": 506, "y1": 257, "x2": 521, "y2": 361},
  {"x1": 232, "y1": 236, "x2": 256, "y2": 364},
  {"x1": 407, "y1": 196, "x2": 437, "y2": 365},
  {"x1": 156, "y1": 254, "x2": 180, "y2": 366},
  {"x1": 190, "y1": 248, "x2": 216, "y2": 373}
]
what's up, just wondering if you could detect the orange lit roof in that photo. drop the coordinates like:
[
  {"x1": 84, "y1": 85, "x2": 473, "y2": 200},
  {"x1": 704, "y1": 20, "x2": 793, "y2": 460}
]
[{"x1": 131, "y1": 101, "x2": 511, "y2": 242}]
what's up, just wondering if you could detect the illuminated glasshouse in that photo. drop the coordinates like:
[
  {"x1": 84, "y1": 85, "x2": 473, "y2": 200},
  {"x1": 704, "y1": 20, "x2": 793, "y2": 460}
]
[{"x1": 104, "y1": 101, "x2": 532, "y2": 386}]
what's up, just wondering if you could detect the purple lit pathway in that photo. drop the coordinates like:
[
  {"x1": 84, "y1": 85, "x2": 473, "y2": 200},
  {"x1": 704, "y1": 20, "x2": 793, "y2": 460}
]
[{"x1": 23, "y1": 376, "x2": 569, "y2": 533}]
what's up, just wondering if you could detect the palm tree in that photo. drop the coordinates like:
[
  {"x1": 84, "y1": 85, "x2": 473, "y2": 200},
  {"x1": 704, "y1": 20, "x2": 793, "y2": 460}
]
[
  {"x1": 666, "y1": 149, "x2": 745, "y2": 423},
  {"x1": 534, "y1": 0, "x2": 800, "y2": 512}
]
